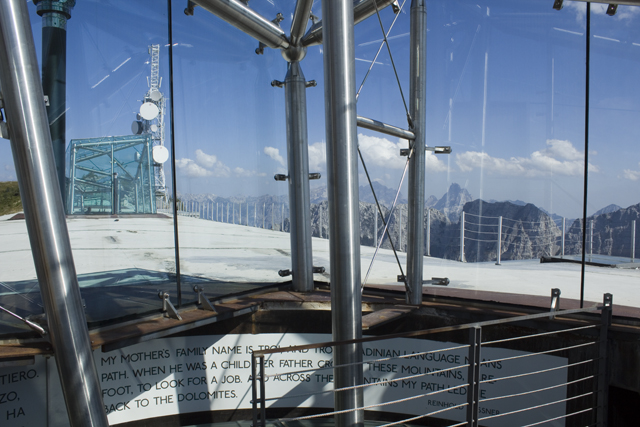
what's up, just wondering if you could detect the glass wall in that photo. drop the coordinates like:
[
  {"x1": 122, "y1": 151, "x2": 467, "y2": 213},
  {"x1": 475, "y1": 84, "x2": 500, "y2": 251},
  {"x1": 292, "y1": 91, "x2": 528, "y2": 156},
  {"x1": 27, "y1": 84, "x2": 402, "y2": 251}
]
[
  {"x1": 1, "y1": 0, "x2": 639, "y2": 338},
  {"x1": 586, "y1": 3, "x2": 640, "y2": 308}
]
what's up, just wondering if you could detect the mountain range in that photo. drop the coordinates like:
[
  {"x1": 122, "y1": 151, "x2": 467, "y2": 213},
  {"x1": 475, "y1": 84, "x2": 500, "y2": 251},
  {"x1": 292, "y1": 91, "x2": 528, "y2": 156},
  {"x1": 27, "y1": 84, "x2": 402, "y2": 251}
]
[{"x1": 177, "y1": 183, "x2": 638, "y2": 263}]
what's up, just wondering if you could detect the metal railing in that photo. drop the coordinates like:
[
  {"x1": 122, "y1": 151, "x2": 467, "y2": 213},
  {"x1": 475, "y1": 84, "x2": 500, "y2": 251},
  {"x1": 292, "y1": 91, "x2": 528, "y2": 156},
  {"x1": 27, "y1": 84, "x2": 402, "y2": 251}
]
[{"x1": 251, "y1": 293, "x2": 612, "y2": 427}]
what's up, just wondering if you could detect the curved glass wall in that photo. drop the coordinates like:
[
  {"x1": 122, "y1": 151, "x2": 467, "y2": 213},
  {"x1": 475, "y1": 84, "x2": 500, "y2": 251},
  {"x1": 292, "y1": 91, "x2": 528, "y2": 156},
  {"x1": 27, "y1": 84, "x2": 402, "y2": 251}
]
[{"x1": 1, "y1": 0, "x2": 639, "y2": 340}]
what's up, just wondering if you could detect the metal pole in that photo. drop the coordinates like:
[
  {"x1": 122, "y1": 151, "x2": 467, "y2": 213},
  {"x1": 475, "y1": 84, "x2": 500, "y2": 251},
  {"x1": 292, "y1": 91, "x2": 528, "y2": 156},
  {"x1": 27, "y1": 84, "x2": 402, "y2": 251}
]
[
  {"x1": 68, "y1": 146, "x2": 76, "y2": 213},
  {"x1": 589, "y1": 219, "x2": 594, "y2": 258},
  {"x1": 0, "y1": 1, "x2": 108, "y2": 425},
  {"x1": 281, "y1": 203, "x2": 284, "y2": 231},
  {"x1": 631, "y1": 220, "x2": 636, "y2": 262},
  {"x1": 406, "y1": 0, "x2": 427, "y2": 303},
  {"x1": 496, "y1": 216, "x2": 502, "y2": 265},
  {"x1": 562, "y1": 217, "x2": 566, "y2": 258},
  {"x1": 263, "y1": 202, "x2": 265, "y2": 228},
  {"x1": 254, "y1": 202, "x2": 257, "y2": 227},
  {"x1": 271, "y1": 202, "x2": 274, "y2": 230},
  {"x1": 426, "y1": 209, "x2": 431, "y2": 257},
  {"x1": 374, "y1": 209, "x2": 378, "y2": 246},
  {"x1": 192, "y1": 0, "x2": 289, "y2": 50},
  {"x1": 322, "y1": 1, "x2": 363, "y2": 425},
  {"x1": 290, "y1": 0, "x2": 314, "y2": 47},
  {"x1": 34, "y1": 0, "x2": 75, "y2": 204},
  {"x1": 466, "y1": 326, "x2": 481, "y2": 427},
  {"x1": 460, "y1": 211, "x2": 466, "y2": 262},
  {"x1": 399, "y1": 208, "x2": 403, "y2": 251},
  {"x1": 246, "y1": 202, "x2": 248, "y2": 225},
  {"x1": 283, "y1": 61, "x2": 314, "y2": 291},
  {"x1": 302, "y1": 0, "x2": 398, "y2": 47}
]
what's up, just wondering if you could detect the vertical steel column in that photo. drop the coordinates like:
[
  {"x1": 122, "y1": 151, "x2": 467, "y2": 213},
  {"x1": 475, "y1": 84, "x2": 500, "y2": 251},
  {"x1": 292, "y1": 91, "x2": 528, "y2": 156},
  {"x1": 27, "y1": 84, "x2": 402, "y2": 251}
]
[
  {"x1": 374, "y1": 209, "x2": 378, "y2": 246},
  {"x1": 406, "y1": 0, "x2": 427, "y2": 305},
  {"x1": 466, "y1": 326, "x2": 481, "y2": 427},
  {"x1": 322, "y1": 1, "x2": 363, "y2": 425},
  {"x1": 589, "y1": 219, "x2": 594, "y2": 258},
  {"x1": 596, "y1": 293, "x2": 612, "y2": 427},
  {"x1": 562, "y1": 217, "x2": 566, "y2": 257},
  {"x1": 426, "y1": 209, "x2": 431, "y2": 257},
  {"x1": 496, "y1": 216, "x2": 502, "y2": 265},
  {"x1": 460, "y1": 211, "x2": 466, "y2": 262},
  {"x1": 68, "y1": 145, "x2": 76, "y2": 213},
  {"x1": 399, "y1": 208, "x2": 403, "y2": 251},
  {"x1": 0, "y1": 1, "x2": 108, "y2": 426},
  {"x1": 284, "y1": 61, "x2": 314, "y2": 291},
  {"x1": 630, "y1": 220, "x2": 635, "y2": 262},
  {"x1": 34, "y1": 0, "x2": 75, "y2": 204}
]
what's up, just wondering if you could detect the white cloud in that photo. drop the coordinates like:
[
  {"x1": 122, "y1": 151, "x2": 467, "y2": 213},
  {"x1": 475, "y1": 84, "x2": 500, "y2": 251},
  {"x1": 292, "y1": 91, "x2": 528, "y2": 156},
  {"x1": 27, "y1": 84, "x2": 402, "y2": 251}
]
[
  {"x1": 358, "y1": 134, "x2": 447, "y2": 172},
  {"x1": 233, "y1": 167, "x2": 265, "y2": 177},
  {"x1": 308, "y1": 142, "x2": 326, "y2": 172},
  {"x1": 195, "y1": 149, "x2": 218, "y2": 169},
  {"x1": 456, "y1": 139, "x2": 598, "y2": 177},
  {"x1": 176, "y1": 149, "x2": 230, "y2": 178},
  {"x1": 622, "y1": 163, "x2": 640, "y2": 181},
  {"x1": 175, "y1": 158, "x2": 213, "y2": 178},
  {"x1": 566, "y1": 2, "x2": 640, "y2": 22},
  {"x1": 263, "y1": 147, "x2": 285, "y2": 167},
  {"x1": 359, "y1": 134, "x2": 406, "y2": 169}
]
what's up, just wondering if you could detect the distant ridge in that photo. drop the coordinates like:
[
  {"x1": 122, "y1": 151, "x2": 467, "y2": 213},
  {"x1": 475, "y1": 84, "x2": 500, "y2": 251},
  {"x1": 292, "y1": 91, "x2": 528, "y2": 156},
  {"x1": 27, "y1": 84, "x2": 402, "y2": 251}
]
[{"x1": 0, "y1": 181, "x2": 22, "y2": 216}]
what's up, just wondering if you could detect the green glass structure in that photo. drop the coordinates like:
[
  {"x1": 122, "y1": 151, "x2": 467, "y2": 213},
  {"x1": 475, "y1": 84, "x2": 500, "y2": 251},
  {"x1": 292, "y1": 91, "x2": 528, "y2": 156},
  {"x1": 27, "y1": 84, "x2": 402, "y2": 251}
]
[{"x1": 66, "y1": 134, "x2": 156, "y2": 215}]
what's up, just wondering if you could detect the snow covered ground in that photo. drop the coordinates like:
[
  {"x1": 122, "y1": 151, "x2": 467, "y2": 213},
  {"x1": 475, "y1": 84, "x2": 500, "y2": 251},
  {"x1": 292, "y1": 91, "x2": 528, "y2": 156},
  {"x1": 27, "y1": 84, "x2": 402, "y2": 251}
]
[{"x1": 1, "y1": 214, "x2": 638, "y2": 309}]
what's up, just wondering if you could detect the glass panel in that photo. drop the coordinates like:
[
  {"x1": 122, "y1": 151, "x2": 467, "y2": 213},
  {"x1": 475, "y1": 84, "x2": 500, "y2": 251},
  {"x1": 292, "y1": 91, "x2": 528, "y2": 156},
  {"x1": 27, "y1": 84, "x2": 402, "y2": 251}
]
[
  {"x1": 170, "y1": 1, "x2": 300, "y2": 303},
  {"x1": 363, "y1": 0, "x2": 588, "y2": 302},
  {"x1": 0, "y1": 1, "x2": 177, "y2": 336},
  {"x1": 587, "y1": 3, "x2": 640, "y2": 308}
]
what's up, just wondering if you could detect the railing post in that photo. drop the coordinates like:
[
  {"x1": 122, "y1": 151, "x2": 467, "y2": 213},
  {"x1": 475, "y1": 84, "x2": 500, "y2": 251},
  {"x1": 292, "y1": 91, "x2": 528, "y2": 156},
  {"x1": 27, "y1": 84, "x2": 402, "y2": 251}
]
[
  {"x1": 259, "y1": 355, "x2": 266, "y2": 426},
  {"x1": 496, "y1": 216, "x2": 502, "y2": 265},
  {"x1": 562, "y1": 217, "x2": 566, "y2": 258},
  {"x1": 251, "y1": 353, "x2": 258, "y2": 427},
  {"x1": 589, "y1": 219, "x2": 594, "y2": 259},
  {"x1": 460, "y1": 211, "x2": 466, "y2": 262},
  {"x1": 467, "y1": 326, "x2": 481, "y2": 427},
  {"x1": 426, "y1": 209, "x2": 431, "y2": 257},
  {"x1": 399, "y1": 208, "x2": 403, "y2": 251},
  {"x1": 631, "y1": 220, "x2": 636, "y2": 262},
  {"x1": 596, "y1": 293, "x2": 612, "y2": 427},
  {"x1": 375, "y1": 208, "x2": 378, "y2": 247}
]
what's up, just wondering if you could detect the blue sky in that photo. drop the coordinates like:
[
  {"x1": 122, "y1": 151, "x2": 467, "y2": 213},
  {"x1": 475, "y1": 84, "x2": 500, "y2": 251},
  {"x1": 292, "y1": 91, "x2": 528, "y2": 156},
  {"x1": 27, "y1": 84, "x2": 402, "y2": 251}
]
[{"x1": 1, "y1": 0, "x2": 639, "y2": 218}]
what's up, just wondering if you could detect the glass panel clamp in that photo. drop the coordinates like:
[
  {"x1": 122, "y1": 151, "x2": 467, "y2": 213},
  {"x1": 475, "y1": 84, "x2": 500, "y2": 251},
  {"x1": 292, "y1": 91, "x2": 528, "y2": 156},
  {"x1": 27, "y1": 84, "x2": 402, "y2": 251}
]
[
  {"x1": 193, "y1": 286, "x2": 216, "y2": 312},
  {"x1": 158, "y1": 291, "x2": 182, "y2": 320}
]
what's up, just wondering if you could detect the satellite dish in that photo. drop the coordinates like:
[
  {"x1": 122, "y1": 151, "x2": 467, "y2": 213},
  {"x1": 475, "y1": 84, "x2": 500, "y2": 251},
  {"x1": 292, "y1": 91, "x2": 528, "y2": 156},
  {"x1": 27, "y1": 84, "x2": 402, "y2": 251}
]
[
  {"x1": 149, "y1": 89, "x2": 162, "y2": 102},
  {"x1": 139, "y1": 102, "x2": 159, "y2": 120},
  {"x1": 150, "y1": 124, "x2": 158, "y2": 133},
  {"x1": 131, "y1": 120, "x2": 143, "y2": 135},
  {"x1": 152, "y1": 145, "x2": 169, "y2": 164}
]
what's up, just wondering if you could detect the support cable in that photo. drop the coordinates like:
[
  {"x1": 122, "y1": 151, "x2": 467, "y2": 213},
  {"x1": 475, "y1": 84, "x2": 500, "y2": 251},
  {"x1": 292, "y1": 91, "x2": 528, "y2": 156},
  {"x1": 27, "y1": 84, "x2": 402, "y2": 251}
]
[
  {"x1": 355, "y1": 0, "x2": 408, "y2": 101},
  {"x1": 360, "y1": 146, "x2": 410, "y2": 289},
  {"x1": 371, "y1": 0, "x2": 413, "y2": 128}
]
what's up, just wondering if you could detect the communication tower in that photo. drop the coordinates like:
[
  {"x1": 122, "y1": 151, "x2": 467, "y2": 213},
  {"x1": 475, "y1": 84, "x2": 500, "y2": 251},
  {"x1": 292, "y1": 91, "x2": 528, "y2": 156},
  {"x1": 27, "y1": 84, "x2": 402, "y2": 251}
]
[{"x1": 132, "y1": 44, "x2": 168, "y2": 200}]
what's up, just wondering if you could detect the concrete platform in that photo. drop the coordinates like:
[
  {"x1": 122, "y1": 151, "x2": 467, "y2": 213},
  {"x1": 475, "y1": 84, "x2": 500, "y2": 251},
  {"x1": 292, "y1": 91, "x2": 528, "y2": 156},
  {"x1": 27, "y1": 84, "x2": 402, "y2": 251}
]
[{"x1": 1, "y1": 214, "x2": 638, "y2": 335}]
